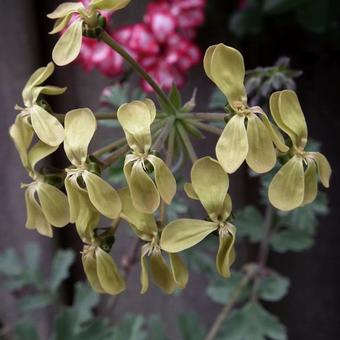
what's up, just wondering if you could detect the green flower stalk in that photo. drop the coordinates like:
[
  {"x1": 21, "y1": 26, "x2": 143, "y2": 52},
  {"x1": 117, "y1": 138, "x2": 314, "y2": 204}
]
[
  {"x1": 117, "y1": 99, "x2": 177, "y2": 213},
  {"x1": 119, "y1": 188, "x2": 188, "y2": 294},
  {"x1": 161, "y1": 157, "x2": 236, "y2": 278},
  {"x1": 63, "y1": 108, "x2": 122, "y2": 240},
  {"x1": 13, "y1": 62, "x2": 66, "y2": 149},
  {"x1": 203, "y1": 44, "x2": 288, "y2": 174},
  {"x1": 48, "y1": 0, "x2": 131, "y2": 66},
  {"x1": 268, "y1": 90, "x2": 331, "y2": 211}
]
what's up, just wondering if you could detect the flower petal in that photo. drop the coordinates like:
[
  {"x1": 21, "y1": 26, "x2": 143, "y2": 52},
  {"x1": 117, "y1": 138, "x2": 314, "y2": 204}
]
[
  {"x1": 216, "y1": 223, "x2": 236, "y2": 278},
  {"x1": 82, "y1": 247, "x2": 105, "y2": 293},
  {"x1": 30, "y1": 105, "x2": 64, "y2": 146},
  {"x1": 208, "y1": 44, "x2": 247, "y2": 107},
  {"x1": 64, "y1": 108, "x2": 97, "y2": 166},
  {"x1": 24, "y1": 187, "x2": 53, "y2": 238},
  {"x1": 303, "y1": 159, "x2": 318, "y2": 205},
  {"x1": 90, "y1": 0, "x2": 131, "y2": 11},
  {"x1": 83, "y1": 171, "x2": 121, "y2": 219},
  {"x1": 216, "y1": 114, "x2": 248, "y2": 174},
  {"x1": 140, "y1": 246, "x2": 149, "y2": 294},
  {"x1": 37, "y1": 182, "x2": 69, "y2": 227},
  {"x1": 117, "y1": 100, "x2": 154, "y2": 153},
  {"x1": 191, "y1": 156, "x2": 230, "y2": 222},
  {"x1": 269, "y1": 91, "x2": 295, "y2": 143},
  {"x1": 256, "y1": 109, "x2": 289, "y2": 153},
  {"x1": 22, "y1": 62, "x2": 54, "y2": 106},
  {"x1": 52, "y1": 19, "x2": 83, "y2": 66},
  {"x1": 184, "y1": 182, "x2": 199, "y2": 200},
  {"x1": 160, "y1": 219, "x2": 218, "y2": 253},
  {"x1": 278, "y1": 90, "x2": 308, "y2": 148},
  {"x1": 75, "y1": 185, "x2": 100, "y2": 242},
  {"x1": 308, "y1": 152, "x2": 331, "y2": 188},
  {"x1": 118, "y1": 187, "x2": 157, "y2": 239},
  {"x1": 64, "y1": 176, "x2": 80, "y2": 223},
  {"x1": 31, "y1": 85, "x2": 67, "y2": 104},
  {"x1": 47, "y1": 2, "x2": 84, "y2": 19},
  {"x1": 9, "y1": 115, "x2": 34, "y2": 169},
  {"x1": 49, "y1": 14, "x2": 73, "y2": 34},
  {"x1": 28, "y1": 141, "x2": 58, "y2": 172},
  {"x1": 246, "y1": 113, "x2": 276, "y2": 173},
  {"x1": 268, "y1": 156, "x2": 305, "y2": 211},
  {"x1": 169, "y1": 253, "x2": 188, "y2": 289},
  {"x1": 147, "y1": 155, "x2": 176, "y2": 205},
  {"x1": 203, "y1": 44, "x2": 217, "y2": 81},
  {"x1": 150, "y1": 252, "x2": 176, "y2": 294},
  {"x1": 96, "y1": 247, "x2": 126, "y2": 295},
  {"x1": 128, "y1": 162, "x2": 160, "y2": 214}
]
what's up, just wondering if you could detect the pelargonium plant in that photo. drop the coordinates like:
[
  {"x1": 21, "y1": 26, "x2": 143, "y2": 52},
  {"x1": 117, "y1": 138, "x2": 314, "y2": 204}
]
[{"x1": 9, "y1": 0, "x2": 332, "y2": 336}]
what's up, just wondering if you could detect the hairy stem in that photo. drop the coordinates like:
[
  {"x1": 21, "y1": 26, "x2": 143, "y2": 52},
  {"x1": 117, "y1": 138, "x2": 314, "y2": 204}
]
[
  {"x1": 251, "y1": 204, "x2": 274, "y2": 302},
  {"x1": 101, "y1": 144, "x2": 130, "y2": 169},
  {"x1": 92, "y1": 136, "x2": 127, "y2": 158},
  {"x1": 159, "y1": 128, "x2": 176, "y2": 226},
  {"x1": 151, "y1": 117, "x2": 175, "y2": 152},
  {"x1": 205, "y1": 268, "x2": 256, "y2": 340},
  {"x1": 54, "y1": 112, "x2": 116, "y2": 122},
  {"x1": 190, "y1": 121, "x2": 223, "y2": 136},
  {"x1": 178, "y1": 113, "x2": 226, "y2": 120},
  {"x1": 177, "y1": 123, "x2": 197, "y2": 163},
  {"x1": 100, "y1": 31, "x2": 176, "y2": 115}
]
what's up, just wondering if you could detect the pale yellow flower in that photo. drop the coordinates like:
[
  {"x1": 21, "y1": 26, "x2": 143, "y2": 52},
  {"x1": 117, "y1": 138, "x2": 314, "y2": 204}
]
[
  {"x1": 63, "y1": 108, "x2": 121, "y2": 240},
  {"x1": 48, "y1": 0, "x2": 131, "y2": 66},
  {"x1": 82, "y1": 244, "x2": 126, "y2": 295},
  {"x1": 203, "y1": 44, "x2": 288, "y2": 174},
  {"x1": 14, "y1": 62, "x2": 66, "y2": 148},
  {"x1": 268, "y1": 90, "x2": 331, "y2": 211},
  {"x1": 160, "y1": 157, "x2": 236, "y2": 278},
  {"x1": 118, "y1": 188, "x2": 188, "y2": 294},
  {"x1": 12, "y1": 140, "x2": 69, "y2": 238},
  {"x1": 117, "y1": 99, "x2": 176, "y2": 213}
]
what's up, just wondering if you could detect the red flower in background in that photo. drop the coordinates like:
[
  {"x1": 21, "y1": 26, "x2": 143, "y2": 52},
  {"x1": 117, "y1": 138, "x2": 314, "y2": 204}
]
[{"x1": 76, "y1": 0, "x2": 206, "y2": 92}]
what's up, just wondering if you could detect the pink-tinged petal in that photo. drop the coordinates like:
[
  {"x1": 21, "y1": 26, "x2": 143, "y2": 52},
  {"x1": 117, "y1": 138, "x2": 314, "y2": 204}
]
[
  {"x1": 144, "y1": 2, "x2": 176, "y2": 42},
  {"x1": 114, "y1": 24, "x2": 159, "y2": 55},
  {"x1": 92, "y1": 41, "x2": 124, "y2": 77},
  {"x1": 141, "y1": 61, "x2": 186, "y2": 92}
]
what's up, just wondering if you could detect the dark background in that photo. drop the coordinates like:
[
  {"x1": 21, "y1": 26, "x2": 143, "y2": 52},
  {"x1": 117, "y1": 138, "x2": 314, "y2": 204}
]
[{"x1": 0, "y1": 0, "x2": 339, "y2": 339}]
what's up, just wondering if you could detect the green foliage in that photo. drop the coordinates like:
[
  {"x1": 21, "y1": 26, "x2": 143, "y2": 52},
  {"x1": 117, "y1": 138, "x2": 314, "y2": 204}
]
[
  {"x1": 206, "y1": 271, "x2": 250, "y2": 304},
  {"x1": 178, "y1": 312, "x2": 206, "y2": 340},
  {"x1": 258, "y1": 271, "x2": 290, "y2": 302},
  {"x1": 217, "y1": 303, "x2": 287, "y2": 340},
  {"x1": 234, "y1": 206, "x2": 265, "y2": 243}
]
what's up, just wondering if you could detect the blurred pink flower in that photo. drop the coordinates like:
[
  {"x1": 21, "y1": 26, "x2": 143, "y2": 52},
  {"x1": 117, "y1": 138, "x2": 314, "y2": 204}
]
[
  {"x1": 75, "y1": 0, "x2": 206, "y2": 91},
  {"x1": 139, "y1": 33, "x2": 201, "y2": 92}
]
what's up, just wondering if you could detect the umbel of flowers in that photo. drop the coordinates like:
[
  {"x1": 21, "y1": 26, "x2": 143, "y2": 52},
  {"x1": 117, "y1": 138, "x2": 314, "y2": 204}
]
[{"x1": 9, "y1": 0, "x2": 331, "y2": 295}]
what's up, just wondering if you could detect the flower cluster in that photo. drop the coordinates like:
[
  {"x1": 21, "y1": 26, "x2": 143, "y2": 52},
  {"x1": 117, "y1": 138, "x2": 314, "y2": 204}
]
[
  {"x1": 10, "y1": 0, "x2": 331, "y2": 296},
  {"x1": 77, "y1": 0, "x2": 206, "y2": 91},
  {"x1": 203, "y1": 44, "x2": 331, "y2": 211}
]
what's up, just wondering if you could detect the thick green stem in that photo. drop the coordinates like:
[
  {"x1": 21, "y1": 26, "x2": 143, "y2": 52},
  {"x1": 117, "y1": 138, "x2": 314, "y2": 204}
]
[
  {"x1": 177, "y1": 123, "x2": 197, "y2": 163},
  {"x1": 100, "y1": 31, "x2": 177, "y2": 115},
  {"x1": 190, "y1": 121, "x2": 223, "y2": 136}
]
